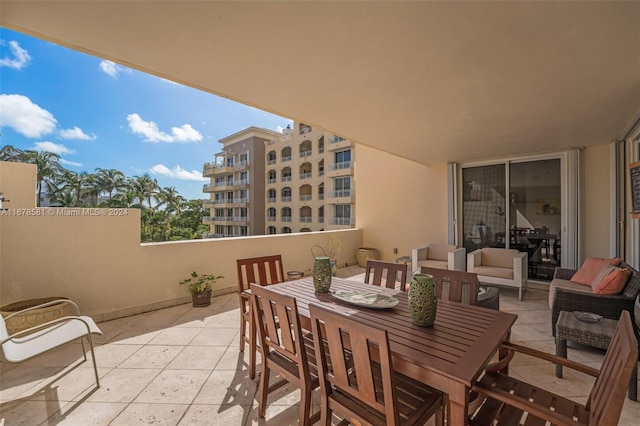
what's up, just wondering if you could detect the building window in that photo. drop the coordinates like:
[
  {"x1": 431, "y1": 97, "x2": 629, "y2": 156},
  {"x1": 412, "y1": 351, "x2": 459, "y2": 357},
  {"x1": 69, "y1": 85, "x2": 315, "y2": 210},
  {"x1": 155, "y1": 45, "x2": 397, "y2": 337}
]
[
  {"x1": 282, "y1": 207, "x2": 292, "y2": 222},
  {"x1": 332, "y1": 177, "x2": 351, "y2": 197},
  {"x1": 267, "y1": 188, "x2": 276, "y2": 203},
  {"x1": 281, "y1": 147, "x2": 292, "y2": 162},
  {"x1": 268, "y1": 169, "x2": 276, "y2": 184},
  {"x1": 282, "y1": 167, "x2": 292, "y2": 182},
  {"x1": 335, "y1": 149, "x2": 351, "y2": 164},
  {"x1": 267, "y1": 150, "x2": 276, "y2": 165},
  {"x1": 282, "y1": 187, "x2": 292, "y2": 202},
  {"x1": 240, "y1": 226, "x2": 248, "y2": 236},
  {"x1": 282, "y1": 227, "x2": 292, "y2": 233},
  {"x1": 267, "y1": 226, "x2": 276, "y2": 234},
  {"x1": 333, "y1": 204, "x2": 351, "y2": 225}
]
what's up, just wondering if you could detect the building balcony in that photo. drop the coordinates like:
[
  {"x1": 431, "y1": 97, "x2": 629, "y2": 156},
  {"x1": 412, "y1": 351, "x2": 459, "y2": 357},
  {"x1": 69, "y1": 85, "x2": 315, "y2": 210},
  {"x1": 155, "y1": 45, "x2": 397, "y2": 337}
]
[
  {"x1": 233, "y1": 216, "x2": 249, "y2": 222},
  {"x1": 300, "y1": 194, "x2": 312, "y2": 201},
  {"x1": 329, "y1": 217, "x2": 353, "y2": 225},
  {"x1": 203, "y1": 163, "x2": 234, "y2": 176},
  {"x1": 267, "y1": 159, "x2": 276, "y2": 165},
  {"x1": 267, "y1": 216, "x2": 276, "y2": 222},
  {"x1": 281, "y1": 216, "x2": 292, "y2": 222},
  {"x1": 267, "y1": 178, "x2": 276, "y2": 184},
  {"x1": 281, "y1": 155, "x2": 292, "y2": 162},
  {"x1": 281, "y1": 196, "x2": 292, "y2": 202},
  {"x1": 299, "y1": 172, "x2": 311, "y2": 179},
  {"x1": 282, "y1": 176, "x2": 292, "y2": 182},
  {"x1": 232, "y1": 198, "x2": 249, "y2": 205},
  {"x1": 300, "y1": 217, "x2": 312, "y2": 223},
  {"x1": 202, "y1": 199, "x2": 217, "y2": 206},
  {"x1": 327, "y1": 190, "x2": 355, "y2": 203},
  {"x1": 234, "y1": 179, "x2": 249, "y2": 188},
  {"x1": 299, "y1": 150, "x2": 312, "y2": 157},
  {"x1": 267, "y1": 197, "x2": 276, "y2": 203},
  {"x1": 203, "y1": 183, "x2": 214, "y2": 192}
]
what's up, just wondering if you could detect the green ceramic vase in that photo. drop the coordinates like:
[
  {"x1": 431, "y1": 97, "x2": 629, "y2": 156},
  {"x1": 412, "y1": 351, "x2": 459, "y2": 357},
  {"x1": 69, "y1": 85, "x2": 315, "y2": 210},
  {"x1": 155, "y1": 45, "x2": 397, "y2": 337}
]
[
  {"x1": 313, "y1": 256, "x2": 332, "y2": 293},
  {"x1": 408, "y1": 273, "x2": 437, "y2": 327}
]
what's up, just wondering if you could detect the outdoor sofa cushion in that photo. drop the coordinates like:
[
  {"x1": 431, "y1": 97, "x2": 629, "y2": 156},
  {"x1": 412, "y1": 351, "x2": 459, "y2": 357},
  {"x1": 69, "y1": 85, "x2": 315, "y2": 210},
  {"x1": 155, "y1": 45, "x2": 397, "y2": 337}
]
[
  {"x1": 593, "y1": 267, "x2": 632, "y2": 295},
  {"x1": 570, "y1": 257, "x2": 621, "y2": 286},
  {"x1": 416, "y1": 259, "x2": 449, "y2": 270},
  {"x1": 473, "y1": 266, "x2": 513, "y2": 280},
  {"x1": 480, "y1": 248, "x2": 521, "y2": 269}
]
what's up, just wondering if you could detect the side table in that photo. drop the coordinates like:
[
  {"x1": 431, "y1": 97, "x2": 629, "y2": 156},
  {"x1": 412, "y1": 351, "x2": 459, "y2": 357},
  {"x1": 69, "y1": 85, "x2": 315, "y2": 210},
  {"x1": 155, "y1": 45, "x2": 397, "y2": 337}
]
[
  {"x1": 395, "y1": 255, "x2": 412, "y2": 265},
  {"x1": 556, "y1": 310, "x2": 637, "y2": 401}
]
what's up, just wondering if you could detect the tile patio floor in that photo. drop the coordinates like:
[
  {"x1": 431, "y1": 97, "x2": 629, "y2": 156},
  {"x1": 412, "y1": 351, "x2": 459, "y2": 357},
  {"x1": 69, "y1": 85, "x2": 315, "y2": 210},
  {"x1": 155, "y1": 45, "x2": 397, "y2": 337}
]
[{"x1": 1, "y1": 268, "x2": 639, "y2": 425}]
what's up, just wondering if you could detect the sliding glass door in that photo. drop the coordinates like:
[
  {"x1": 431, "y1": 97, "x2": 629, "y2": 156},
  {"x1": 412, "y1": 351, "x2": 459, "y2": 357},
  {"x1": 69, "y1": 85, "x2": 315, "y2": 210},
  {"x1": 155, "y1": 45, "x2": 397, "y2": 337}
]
[{"x1": 461, "y1": 158, "x2": 562, "y2": 282}]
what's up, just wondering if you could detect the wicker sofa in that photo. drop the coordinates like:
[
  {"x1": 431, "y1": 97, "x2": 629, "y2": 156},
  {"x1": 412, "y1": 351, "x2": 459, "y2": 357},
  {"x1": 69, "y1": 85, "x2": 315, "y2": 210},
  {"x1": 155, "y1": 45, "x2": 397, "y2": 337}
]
[{"x1": 550, "y1": 260, "x2": 640, "y2": 339}]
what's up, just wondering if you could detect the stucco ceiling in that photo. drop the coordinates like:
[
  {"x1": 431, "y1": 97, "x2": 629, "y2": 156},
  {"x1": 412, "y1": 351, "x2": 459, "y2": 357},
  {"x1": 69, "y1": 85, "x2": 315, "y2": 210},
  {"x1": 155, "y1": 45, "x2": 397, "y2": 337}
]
[{"x1": 2, "y1": 1, "x2": 639, "y2": 165}]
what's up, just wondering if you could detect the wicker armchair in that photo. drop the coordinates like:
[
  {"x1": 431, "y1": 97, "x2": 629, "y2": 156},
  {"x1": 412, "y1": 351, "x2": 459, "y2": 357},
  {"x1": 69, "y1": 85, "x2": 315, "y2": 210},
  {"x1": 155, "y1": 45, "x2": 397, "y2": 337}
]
[{"x1": 551, "y1": 261, "x2": 640, "y2": 340}]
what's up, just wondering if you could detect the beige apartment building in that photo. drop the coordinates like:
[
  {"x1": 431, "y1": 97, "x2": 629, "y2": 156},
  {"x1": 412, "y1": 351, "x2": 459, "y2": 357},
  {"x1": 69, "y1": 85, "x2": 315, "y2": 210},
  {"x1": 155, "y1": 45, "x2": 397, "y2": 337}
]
[
  {"x1": 202, "y1": 127, "x2": 280, "y2": 238},
  {"x1": 266, "y1": 122, "x2": 356, "y2": 234},
  {"x1": 203, "y1": 122, "x2": 356, "y2": 237}
]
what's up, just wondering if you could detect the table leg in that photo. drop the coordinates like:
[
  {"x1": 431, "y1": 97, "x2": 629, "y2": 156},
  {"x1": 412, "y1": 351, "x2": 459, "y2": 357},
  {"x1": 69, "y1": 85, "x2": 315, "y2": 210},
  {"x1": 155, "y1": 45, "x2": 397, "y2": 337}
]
[
  {"x1": 447, "y1": 382, "x2": 469, "y2": 426},
  {"x1": 555, "y1": 335, "x2": 566, "y2": 378}
]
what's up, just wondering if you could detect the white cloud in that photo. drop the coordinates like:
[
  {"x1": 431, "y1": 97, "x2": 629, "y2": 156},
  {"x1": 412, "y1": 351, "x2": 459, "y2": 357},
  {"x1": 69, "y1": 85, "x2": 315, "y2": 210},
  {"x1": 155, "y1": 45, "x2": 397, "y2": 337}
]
[
  {"x1": 0, "y1": 40, "x2": 31, "y2": 69},
  {"x1": 0, "y1": 94, "x2": 57, "y2": 138},
  {"x1": 59, "y1": 158, "x2": 83, "y2": 167},
  {"x1": 127, "y1": 113, "x2": 203, "y2": 143},
  {"x1": 149, "y1": 164, "x2": 207, "y2": 181},
  {"x1": 33, "y1": 141, "x2": 75, "y2": 155},
  {"x1": 99, "y1": 60, "x2": 131, "y2": 78},
  {"x1": 59, "y1": 126, "x2": 96, "y2": 140}
]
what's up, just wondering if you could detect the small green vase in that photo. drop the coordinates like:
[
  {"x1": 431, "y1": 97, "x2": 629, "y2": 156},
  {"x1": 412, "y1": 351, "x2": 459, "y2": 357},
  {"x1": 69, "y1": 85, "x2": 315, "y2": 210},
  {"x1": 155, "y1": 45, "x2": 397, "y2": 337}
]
[
  {"x1": 408, "y1": 273, "x2": 437, "y2": 327},
  {"x1": 313, "y1": 256, "x2": 332, "y2": 293}
]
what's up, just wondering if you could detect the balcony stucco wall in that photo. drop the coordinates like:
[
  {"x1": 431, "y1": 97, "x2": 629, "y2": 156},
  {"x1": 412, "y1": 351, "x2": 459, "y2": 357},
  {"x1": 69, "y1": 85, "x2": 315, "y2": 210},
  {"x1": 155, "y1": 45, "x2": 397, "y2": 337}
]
[
  {"x1": 583, "y1": 143, "x2": 612, "y2": 259},
  {"x1": 0, "y1": 162, "x2": 363, "y2": 321},
  {"x1": 354, "y1": 145, "x2": 448, "y2": 262}
]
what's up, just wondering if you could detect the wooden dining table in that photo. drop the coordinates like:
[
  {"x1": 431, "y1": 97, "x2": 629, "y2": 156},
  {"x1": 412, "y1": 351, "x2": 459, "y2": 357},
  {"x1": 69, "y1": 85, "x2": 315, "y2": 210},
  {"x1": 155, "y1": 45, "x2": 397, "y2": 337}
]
[{"x1": 265, "y1": 276, "x2": 518, "y2": 425}]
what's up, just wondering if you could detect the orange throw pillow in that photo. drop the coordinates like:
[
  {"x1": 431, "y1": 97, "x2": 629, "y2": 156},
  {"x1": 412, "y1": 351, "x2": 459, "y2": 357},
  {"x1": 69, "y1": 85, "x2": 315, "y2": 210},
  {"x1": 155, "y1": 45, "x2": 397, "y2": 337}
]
[
  {"x1": 592, "y1": 267, "x2": 631, "y2": 295},
  {"x1": 571, "y1": 257, "x2": 621, "y2": 286}
]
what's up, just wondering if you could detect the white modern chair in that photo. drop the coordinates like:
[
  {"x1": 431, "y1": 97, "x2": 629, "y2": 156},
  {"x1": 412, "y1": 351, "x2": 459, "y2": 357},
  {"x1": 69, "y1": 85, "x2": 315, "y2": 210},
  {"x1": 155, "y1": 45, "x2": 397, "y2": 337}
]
[
  {"x1": 412, "y1": 243, "x2": 466, "y2": 273},
  {"x1": 0, "y1": 299, "x2": 103, "y2": 387}
]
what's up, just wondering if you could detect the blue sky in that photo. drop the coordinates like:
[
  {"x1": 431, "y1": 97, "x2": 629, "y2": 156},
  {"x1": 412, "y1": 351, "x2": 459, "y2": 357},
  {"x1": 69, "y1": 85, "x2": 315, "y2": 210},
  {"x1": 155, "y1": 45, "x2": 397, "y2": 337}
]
[{"x1": 0, "y1": 28, "x2": 292, "y2": 200}]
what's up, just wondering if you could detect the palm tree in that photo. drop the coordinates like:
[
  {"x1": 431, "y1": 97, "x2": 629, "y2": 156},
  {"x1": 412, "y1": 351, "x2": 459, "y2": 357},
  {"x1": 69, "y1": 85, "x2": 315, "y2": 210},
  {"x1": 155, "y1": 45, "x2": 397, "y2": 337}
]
[
  {"x1": 95, "y1": 168, "x2": 126, "y2": 200},
  {"x1": 21, "y1": 150, "x2": 63, "y2": 207},
  {"x1": 60, "y1": 170, "x2": 93, "y2": 207},
  {"x1": 0, "y1": 145, "x2": 24, "y2": 161},
  {"x1": 156, "y1": 186, "x2": 186, "y2": 214},
  {"x1": 131, "y1": 174, "x2": 159, "y2": 208}
]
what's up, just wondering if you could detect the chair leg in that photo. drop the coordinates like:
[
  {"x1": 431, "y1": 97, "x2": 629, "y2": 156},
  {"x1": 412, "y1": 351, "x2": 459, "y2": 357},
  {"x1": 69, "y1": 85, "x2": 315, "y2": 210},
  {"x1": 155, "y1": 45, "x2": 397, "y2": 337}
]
[
  {"x1": 239, "y1": 312, "x2": 246, "y2": 353},
  {"x1": 249, "y1": 316, "x2": 257, "y2": 379},
  {"x1": 299, "y1": 387, "x2": 314, "y2": 425},
  {"x1": 555, "y1": 336, "x2": 567, "y2": 378},
  {"x1": 86, "y1": 335, "x2": 100, "y2": 388},
  {"x1": 257, "y1": 362, "x2": 270, "y2": 418},
  {"x1": 80, "y1": 339, "x2": 87, "y2": 362}
]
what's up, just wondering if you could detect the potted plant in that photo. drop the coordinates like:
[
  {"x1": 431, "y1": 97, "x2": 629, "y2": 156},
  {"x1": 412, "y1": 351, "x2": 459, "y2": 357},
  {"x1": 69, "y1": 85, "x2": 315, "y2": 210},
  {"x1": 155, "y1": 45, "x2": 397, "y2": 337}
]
[{"x1": 180, "y1": 271, "x2": 224, "y2": 307}]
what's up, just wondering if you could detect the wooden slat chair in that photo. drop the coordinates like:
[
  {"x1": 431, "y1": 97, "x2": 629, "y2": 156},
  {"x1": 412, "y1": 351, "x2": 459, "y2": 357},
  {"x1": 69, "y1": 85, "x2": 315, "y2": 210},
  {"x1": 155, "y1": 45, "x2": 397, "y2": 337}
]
[
  {"x1": 469, "y1": 311, "x2": 638, "y2": 426},
  {"x1": 420, "y1": 267, "x2": 479, "y2": 305},
  {"x1": 365, "y1": 259, "x2": 409, "y2": 291},
  {"x1": 236, "y1": 255, "x2": 285, "y2": 379},
  {"x1": 309, "y1": 303, "x2": 444, "y2": 426},
  {"x1": 250, "y1": 284, "x2": 320, "y2": 425},
  {"x1": 0, "y1": 299, "x2": 103, "y2": 388}
]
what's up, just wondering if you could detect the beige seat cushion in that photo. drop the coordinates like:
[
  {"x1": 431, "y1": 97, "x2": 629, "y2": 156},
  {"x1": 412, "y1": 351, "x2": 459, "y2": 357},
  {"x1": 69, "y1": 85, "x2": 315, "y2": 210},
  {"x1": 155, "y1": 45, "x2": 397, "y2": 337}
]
[
  {"x1": 548, "y1": 278, "x2": 591, "y2": 308},
  {"x1": 427, "y1": 244, "x2": 455, "y2": 262},
  {"x1": 481, "y1": 248, "x2": 519, "y2": 269},
  {"x1": 417, "y1": 259, "x2": 449, "y2": 270},
  {"x1": 473, "y1": 266, "x2": 513, "y2": 280}
]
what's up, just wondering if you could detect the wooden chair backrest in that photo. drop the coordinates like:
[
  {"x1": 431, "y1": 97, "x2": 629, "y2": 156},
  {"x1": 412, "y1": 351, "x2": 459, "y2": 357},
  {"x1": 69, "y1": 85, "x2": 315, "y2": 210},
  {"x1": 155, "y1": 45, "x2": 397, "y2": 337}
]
[
  {"x1": 236, "y1": 255, "x2": 285, "y2": 292},
  {"x1": 250, "y1": 284, "x2": 310, "y2": 380},
  {"x1": 420, "y1": 267, "x2": 479, "y2": 305},
  {"x1": 587, "y1": 310, "x2": 638, "y2": 426},
  {"x1": 365, "y1": 259, "x2": 408, "y2": 291},
  {"x1": 310, "y1": 303, "x2": 400, "y2": 424}
]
